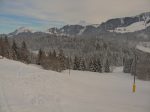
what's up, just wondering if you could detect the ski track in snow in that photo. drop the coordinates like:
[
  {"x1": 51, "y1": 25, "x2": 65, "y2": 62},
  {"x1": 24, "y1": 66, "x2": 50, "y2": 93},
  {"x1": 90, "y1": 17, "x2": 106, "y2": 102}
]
[
  {"x1": 0, "y1": 58, "x2": 150, "y2": 112},
  {"x1": 0, "y1": 79, "x2": 12, "y2": 112}
]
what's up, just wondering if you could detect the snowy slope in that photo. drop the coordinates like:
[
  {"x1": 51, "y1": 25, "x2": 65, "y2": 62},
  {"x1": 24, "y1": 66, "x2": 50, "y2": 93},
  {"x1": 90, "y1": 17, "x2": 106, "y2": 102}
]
[
  {"x1": 112, "y1": 21, "x2": 150, "y2": 33},
  {"x1": 136, "y1": 42, "x2": 150, "y2": 53},
  {"x1": 78, "y1": 26, "x2": 86, "y2": 35},
  {"x1": 91, "y1": 24, "x2": 99, "y2": 28},
  {"x1": 0, "y1": 58, "x2": 150, "y2": 112}
]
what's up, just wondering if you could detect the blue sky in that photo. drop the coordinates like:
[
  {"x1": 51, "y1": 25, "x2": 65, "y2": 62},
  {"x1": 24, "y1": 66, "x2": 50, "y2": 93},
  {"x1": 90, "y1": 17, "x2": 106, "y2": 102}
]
[
  {"x1": 0, "y1": 0, "x2": 150, "y2": 34},
  {"x1": 0, "y1": 13, "x2": 65, "y2": 33}
]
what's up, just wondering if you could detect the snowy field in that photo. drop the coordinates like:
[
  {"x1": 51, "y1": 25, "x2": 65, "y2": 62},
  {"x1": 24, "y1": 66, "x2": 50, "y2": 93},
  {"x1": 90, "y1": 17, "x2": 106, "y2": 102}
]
[
  {"x1": 109, "y1": 20, "x2": 150, "y2": 33},
  {"x1": 0, "y1": 58, "x2": 150, "y2": 112}
]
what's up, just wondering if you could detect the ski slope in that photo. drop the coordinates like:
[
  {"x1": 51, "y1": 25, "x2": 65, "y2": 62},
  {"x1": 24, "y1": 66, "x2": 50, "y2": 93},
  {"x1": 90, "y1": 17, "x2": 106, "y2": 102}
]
[
  {"x1": 0, "y1": 58, "x2": 150, "y2": 112},
  {"x1": 136, "y1": 42, "x2": 150, "y2": 53},
  {"x1": 111, "y1": 21, "x2": 150, "y2": 33}
]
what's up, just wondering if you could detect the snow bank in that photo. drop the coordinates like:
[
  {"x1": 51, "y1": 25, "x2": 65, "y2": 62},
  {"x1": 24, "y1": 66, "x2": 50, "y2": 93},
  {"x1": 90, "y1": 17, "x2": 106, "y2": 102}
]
[{"x1": 0, "y1": 59, "x2": 150, "y2": 112}]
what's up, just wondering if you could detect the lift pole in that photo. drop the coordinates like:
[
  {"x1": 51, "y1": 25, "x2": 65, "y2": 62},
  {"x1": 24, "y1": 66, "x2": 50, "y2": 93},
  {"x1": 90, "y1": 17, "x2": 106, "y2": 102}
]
[
  {"x1": 133, "y1": 52, "x2": 137, "y2": 93},
  {"x1": 68, "y1": 53, "x2": 71, "y2": 76}
]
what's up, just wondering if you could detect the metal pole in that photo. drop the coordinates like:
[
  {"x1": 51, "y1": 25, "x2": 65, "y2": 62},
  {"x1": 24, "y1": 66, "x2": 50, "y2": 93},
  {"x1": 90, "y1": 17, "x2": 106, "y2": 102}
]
[
  {"x1": 133, "y1": 52, "x2": 136, "y2": 93},
  {"x1": 69, "y1": 53, "x2": 71, "y2": 76},
  {"x1": 134, "y1": 53, "x2": 137, "y2": 84}
]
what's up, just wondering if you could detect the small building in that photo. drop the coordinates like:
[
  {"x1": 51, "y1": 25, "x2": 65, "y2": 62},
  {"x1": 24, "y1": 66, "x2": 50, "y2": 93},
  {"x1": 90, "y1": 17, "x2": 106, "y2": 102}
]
[{"x1": 135, "y1": 45, "x2": 150, "y2": 80}]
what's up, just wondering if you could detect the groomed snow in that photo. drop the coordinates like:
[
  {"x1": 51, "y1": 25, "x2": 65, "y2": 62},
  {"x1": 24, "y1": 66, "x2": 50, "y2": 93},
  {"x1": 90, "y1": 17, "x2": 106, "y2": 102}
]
[{"x1": 0, "y1": 58, "x2": 150, "y2": 112}]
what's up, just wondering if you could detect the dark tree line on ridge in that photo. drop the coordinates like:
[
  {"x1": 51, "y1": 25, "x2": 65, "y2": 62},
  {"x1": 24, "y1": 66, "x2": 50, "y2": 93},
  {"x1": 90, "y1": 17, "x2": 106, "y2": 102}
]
[{"x1": 0, "y1": 36, "x2": 111, "y2": 73}]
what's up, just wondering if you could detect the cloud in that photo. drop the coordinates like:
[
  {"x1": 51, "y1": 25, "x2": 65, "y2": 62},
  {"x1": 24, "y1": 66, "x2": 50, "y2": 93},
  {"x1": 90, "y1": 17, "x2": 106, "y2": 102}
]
[
  {"x1": 0, "y1": 0, "x2": 150, "y2": 33},
  {"x1": 1, "y1": 0, "x2": 150, "y2": 23}
]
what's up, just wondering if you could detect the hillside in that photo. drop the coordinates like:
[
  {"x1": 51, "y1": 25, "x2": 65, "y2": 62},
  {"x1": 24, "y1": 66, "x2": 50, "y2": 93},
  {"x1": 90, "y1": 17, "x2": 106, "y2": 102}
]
[{"x1": 0, "y1": 58, "x2": 150, "y2": 112}]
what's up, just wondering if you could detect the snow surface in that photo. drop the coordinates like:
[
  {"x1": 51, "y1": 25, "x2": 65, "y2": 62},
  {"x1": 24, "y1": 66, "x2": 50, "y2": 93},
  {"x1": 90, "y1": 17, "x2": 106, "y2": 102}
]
[
  {"x1": 136, "y1": 44, "x2": 150, "y2": 53},
  {"x1": 0, "y1": 58, "x2": 150, "y2": 112},
  {"x1": 91, "y1": 24, "x2": 99, "y2": 28},
  {"x1": 110, "y1": 21, "x2": 150, "y2": 33},
  {"x1": 78, "y1": 26, "x2": 86, "y2": 35}
]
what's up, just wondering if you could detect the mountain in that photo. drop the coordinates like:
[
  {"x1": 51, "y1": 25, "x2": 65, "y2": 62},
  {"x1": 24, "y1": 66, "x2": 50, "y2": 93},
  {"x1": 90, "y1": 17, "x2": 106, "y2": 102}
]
[
  {"x1": 104, "y1": 12, "x2": 150, "y2": 33},
  {"x1": 9, "y1": 27, "x2": 35, "y2": 36},
  {"x1": 78, "y1": 20, "x2": 89, "y2": 26},
  {"x1": 8, "y1": 12, "x2": 150, "y2": 37},
  {"x1": 46, "y1": 12, "x2": 150, "y2": 36},
  {"x1": 46, "y1": 27, "x2": 61, "y2": 35},
  {"x1": 110, "y1": 20, "x2": 150, "y2": 33},
  {"x1": 60, "y1": 25, "x2": 84, "y2": 36}
]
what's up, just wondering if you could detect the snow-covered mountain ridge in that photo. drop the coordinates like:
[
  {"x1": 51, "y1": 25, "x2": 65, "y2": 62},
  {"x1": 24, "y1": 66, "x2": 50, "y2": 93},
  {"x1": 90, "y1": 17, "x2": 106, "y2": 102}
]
[
  {"x1": 110, "y1": 20, "x2": 150, "y2": 33},
  {"x1": 9, "y1": 27, "x2": 35, "y2": 35},
  {"x1": 8, "y1": 12, "x2": 150, "y2": 36}
]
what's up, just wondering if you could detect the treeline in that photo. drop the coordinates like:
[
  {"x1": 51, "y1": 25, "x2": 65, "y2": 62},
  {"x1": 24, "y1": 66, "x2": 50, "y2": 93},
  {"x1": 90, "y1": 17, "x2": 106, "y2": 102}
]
[
  {"x1": 13, "y1": 33, "x2": 135, "y2": 67},
  {"x1": 73, "y1": 56, "x2": 110, "y2": 73},
  {"x1": 0, "y1": 36, "x2": 111, "y2": 73},
  {"x1": 17, "y1": 35, "x2": 127, "y2": 73},
  {"x1": 37, "y1": 49, "x2": 111, "y2": 72},
  {"x1": 0, "y1": 36, "x2": 30, "y2": 63},
  {"x1": 123, "y1": 50, "x2": 150, "y2": 81},
  {"x1": 36, "y1": 49, "x2": 69, "y2": 72}
]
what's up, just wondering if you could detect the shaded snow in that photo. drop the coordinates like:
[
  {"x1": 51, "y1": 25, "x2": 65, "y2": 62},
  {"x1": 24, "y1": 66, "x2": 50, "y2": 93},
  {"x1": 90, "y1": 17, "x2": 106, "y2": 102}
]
[{"x1": 0, "y1": 59, "x2": 150, "y2": 112}]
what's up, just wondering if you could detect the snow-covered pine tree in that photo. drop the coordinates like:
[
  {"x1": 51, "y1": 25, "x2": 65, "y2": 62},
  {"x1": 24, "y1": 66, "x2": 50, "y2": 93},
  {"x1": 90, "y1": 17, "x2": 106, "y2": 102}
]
[
  {"x1": 0, "y1": 38, "x2": 2, "y2": 56},
  {"x1": 93, "y1": 59, "x2": 98, "y2": 72},
  {"x1": 89, "y1": 59, "x2": 96, "y2": 72},
  {"x1": 123, "y1": 58, "x2": 133, "y2": 73},
  {"x1": 97, "y1": 59, "x2": 102, "y2": 73},
  {"x1": 52, "y1": 50, "x2": 56, "y2": 57},
  {"x1": 89, "y1": 59, "x2": 93, "y2": 71},
  {"x1": 3, "y1": 36, "x2": 10, "y2": 58},
  {"x1": 11, "y1": 40, "x2": 18, "y2": 60},
  {"x1": 45, "y1": 50, "x2": 60, "y2": 71},
  {"x1": 20, "y1": 41, "x2": 29, "y2": 63},
  {"x1": 73, "y1": 56, "x2": 80, "y2": 70},
  {"x1": 58, "y1": 49, "x2": 66, "y2": 71},
  {"x1": 0, "y1": 38, "x2": 4, "y2": 57},
  {"x1": 37, "y1": 49, "x2": 45, "y2": 65},
  {"x1": 104, "y1": 59, "x2": 110, "y2": 73},
  {"x1": 48, "y1": 51, "x2": 52, "y2": 58},
  {"x1": 79, "y1": 57, "x2": 86, "y2": 71}
]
